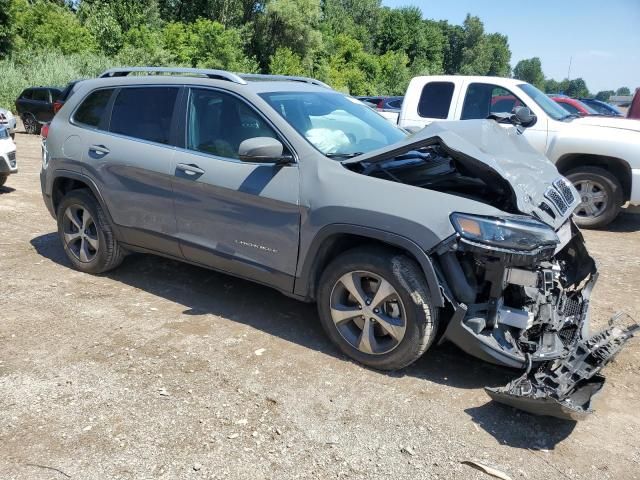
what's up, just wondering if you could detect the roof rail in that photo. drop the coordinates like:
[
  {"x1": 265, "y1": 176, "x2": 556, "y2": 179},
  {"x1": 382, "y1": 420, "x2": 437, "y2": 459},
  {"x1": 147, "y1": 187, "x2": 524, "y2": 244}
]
[
  {"x1": 99, "y1": 67, "x2": 248, "y2": 84},
  {"x1": 239, "y1": 74, "x2": 330, "y2": 89}
]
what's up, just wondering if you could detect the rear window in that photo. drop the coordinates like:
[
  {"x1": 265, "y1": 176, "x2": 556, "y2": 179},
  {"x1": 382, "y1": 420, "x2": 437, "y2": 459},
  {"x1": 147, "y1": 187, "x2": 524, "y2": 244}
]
[
  {"x1": 32, "y1": 89, "x2": 49, "y2": 102},
  {"x1": 74, "y1": 89, "x2": 114, "y2": 128},
  {"x1": 109, "y1": 87, "x2": 179, "y2": 145},
  {"x1": 418, "y1": 82, "x2": 454, "y2": 119}
]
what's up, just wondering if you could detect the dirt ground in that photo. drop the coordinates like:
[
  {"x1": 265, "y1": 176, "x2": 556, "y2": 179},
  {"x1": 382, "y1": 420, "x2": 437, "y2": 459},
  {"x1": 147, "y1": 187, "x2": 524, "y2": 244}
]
[{"x1": 1, "y1": 131, "x2": 639, "y2": 480}]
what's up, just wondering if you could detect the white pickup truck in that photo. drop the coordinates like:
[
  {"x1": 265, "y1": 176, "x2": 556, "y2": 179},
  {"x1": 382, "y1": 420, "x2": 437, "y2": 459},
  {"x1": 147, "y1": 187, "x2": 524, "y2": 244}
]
[{"x1": 395, "y1": 75, "x2": 640, "y2": 228}]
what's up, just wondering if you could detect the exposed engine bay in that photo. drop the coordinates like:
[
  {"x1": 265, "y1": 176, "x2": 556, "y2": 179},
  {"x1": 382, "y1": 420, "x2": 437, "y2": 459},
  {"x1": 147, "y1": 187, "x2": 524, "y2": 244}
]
[{"x1": 342, "y1": 122, "x2": 638, "y2": 420}]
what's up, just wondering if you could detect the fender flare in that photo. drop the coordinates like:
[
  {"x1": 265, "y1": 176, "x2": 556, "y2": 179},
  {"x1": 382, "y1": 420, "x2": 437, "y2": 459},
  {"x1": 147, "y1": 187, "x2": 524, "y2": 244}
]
[
  {"x1": 295, "y1": 224, "x2": 445, "y2": 307},
  {"x1": 50, "y1": 169, "x2": 115, "y2": 224}
]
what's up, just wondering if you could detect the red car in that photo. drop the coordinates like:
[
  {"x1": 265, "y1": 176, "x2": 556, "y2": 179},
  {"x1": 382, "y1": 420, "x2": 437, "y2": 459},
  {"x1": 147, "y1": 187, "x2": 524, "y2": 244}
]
[
  {"x1": 628, "y1": 88, "x2": 640, "y2": 119},
  {"x1": 550, "y1": 96, "x2": 597, "y2": 116}
]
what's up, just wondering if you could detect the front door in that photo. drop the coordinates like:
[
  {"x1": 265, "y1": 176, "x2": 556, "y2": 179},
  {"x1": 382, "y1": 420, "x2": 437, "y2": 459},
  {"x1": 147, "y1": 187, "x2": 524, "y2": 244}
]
[
  {"x1": 458, "y1": 82, "x2": 548, "y2": 153},
  {"x1": 171, "y1": 88, "x2": 300, "y2": 292}
]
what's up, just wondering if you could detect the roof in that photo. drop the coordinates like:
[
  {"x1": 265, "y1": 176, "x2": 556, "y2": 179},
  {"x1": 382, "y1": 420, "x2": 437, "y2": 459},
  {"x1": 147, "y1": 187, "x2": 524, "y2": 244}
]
[{"x1": 411, "y1": 75, "x2": 528, "y2": 86}]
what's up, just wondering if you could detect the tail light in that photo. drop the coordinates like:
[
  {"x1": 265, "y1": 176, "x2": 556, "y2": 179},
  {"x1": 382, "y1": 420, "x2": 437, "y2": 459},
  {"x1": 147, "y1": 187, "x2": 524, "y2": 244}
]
[
  {"x1": 53, "y1": 100, "x2": 63, "y2": 114},
  {"x1": 41, "y1": 123, "x2": 49, "y2": 139},
  {"x1": 0, "y1": 112, "x2": 6, "y2": 121}
]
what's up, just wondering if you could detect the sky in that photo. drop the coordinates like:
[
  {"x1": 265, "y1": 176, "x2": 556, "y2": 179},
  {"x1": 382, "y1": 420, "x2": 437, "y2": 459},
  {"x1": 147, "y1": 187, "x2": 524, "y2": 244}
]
[{"x1": 382, "y1": 0, "x2": 640, "y2": 93}]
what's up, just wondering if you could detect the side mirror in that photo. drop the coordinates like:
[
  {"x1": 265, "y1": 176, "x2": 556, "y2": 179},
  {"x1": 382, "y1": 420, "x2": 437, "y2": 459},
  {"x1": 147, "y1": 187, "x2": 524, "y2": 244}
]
[
  {"x1": 513, "y1": 106, "x2": 537, "y2": 128},
  {"x1": 238, "y1": 137, "x2": 292, "y2": 164}
]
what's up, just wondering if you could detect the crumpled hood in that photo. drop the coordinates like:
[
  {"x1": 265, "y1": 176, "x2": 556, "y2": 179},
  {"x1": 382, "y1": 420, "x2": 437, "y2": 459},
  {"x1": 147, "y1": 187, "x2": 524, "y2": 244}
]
[
  {"x1": 346, "y1": 120, "x2": 577, "y2": 230},
  {"x1": 572, "y1": 116, "x2": 640, "y2": 133}
]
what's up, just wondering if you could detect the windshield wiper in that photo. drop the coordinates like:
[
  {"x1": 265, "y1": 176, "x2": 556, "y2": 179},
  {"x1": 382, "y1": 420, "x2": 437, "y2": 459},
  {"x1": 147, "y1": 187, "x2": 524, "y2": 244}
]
[{"x1": 325, "y1": 152, "x2": 364, "y2": 159}]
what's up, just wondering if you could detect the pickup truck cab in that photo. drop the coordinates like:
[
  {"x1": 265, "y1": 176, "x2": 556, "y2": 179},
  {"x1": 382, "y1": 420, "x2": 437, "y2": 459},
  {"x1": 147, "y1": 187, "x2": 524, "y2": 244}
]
[{"x1": 398, "y1": 76, "x2": 640, "y2": 228}]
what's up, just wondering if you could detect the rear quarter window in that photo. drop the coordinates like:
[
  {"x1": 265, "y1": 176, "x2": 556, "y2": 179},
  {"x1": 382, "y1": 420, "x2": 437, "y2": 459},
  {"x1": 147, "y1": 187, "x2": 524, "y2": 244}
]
[
  {"x1": 73, "y1": 89, "x2": 114, "y2": 128},
  {"x1": 418, "y1": 82, "x2": 454, "y2": 119}
]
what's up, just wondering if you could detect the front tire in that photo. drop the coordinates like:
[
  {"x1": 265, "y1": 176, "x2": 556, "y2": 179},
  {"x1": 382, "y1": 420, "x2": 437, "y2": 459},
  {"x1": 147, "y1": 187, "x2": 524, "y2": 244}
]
[
  {"x1": 56, "y1": 189, "x2": 125, "y2": 274},
  {"x1": 566, "y1": 167, "x2": 623, "y2": 229},
  {"x1": 0, "y1": 174, "x2": 7, "y2": 187},
  {"x1": 317, "y1": 247, "x2": 439, "y2": 371}
]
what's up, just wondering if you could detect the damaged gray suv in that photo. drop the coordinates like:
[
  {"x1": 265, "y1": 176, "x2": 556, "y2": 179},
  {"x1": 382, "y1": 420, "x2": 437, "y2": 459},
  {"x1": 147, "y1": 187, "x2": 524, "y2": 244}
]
[{"x1": 40, "y1": 67, "x2": 637, "y2": 420}]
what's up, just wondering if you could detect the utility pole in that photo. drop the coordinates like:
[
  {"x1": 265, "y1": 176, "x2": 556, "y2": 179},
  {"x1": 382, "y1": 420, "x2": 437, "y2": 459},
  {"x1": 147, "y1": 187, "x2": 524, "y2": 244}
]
[{"x1": 567, "y1": 56, "x2": 573, "y2": 81}]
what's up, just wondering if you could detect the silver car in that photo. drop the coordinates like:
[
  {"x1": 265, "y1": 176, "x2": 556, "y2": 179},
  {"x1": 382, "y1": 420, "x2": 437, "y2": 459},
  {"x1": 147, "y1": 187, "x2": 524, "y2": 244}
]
[
  {"x1": 0, "y1": 108, "x2": 17, "y2": 138},
  {"x1": 39, "y1": 67, "x2": 637, "y2": 420}
]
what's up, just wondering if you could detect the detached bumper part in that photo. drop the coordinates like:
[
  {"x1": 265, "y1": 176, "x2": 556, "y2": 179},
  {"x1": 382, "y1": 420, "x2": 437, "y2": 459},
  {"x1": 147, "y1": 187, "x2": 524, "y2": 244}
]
[{"x1": 486, "y1": 321, "x2": 639, "y2": 420}]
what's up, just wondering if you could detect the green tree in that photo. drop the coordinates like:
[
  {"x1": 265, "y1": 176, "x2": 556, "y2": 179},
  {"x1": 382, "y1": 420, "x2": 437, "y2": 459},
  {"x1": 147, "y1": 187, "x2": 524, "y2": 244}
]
[
  {"x1": 439, "y1": 21, "x2": 464, "y2": 74},
  {"x1": 269, "y1": 47, "x2": 306, "y2": 76},
  {"x1": 616, "y1": 86, "x2": 631, "y2": 96},
  {"x1": 565, "y1": 78, "x2": 589, "y2": 98},
  {"x1": 376, "y1": 49, "x2": 410, "y2": 95},
  {"x1": 254, "y1": 0, "x2": 322, "y2": 70},
  {"x1": 10, "y1": 0, "x2": 97, "y2": 54},
  {"x1": 513, "y1": 57, "x2": 545, "y2": 89},
  {"x1": 0, "y1": 0, "x2": 13, "y2": 57},
  {"x1": 322, "y1": 0, "x2": 380, "y2": 48},
  {"x1": 485, "y1": 32, "x2": 510, "y2": 77},
  {"x1": 595, "y1": 90, "x2": 615, "y2": 102}
]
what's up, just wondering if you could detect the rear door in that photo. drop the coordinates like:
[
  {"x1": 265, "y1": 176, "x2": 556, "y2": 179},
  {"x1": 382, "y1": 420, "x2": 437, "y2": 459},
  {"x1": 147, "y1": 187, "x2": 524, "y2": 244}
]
[
  {"x1": 171, "y1": 87, "x2": 301, "y2": 291},
  {"x1": 75, "y1": 85, "x2": 182, "y2": 256},
  {"x1": 30, "y1": 88, "x2": 52, "y2": 123}
]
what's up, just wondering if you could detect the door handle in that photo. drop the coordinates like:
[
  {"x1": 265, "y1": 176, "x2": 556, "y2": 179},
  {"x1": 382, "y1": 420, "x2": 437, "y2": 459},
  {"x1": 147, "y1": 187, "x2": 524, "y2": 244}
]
[
  {"x1": 89, "y1": 144, "x2": 110, "y2": 156},
  {"x1": 176, "y1": 163, "x2": 205, "y2": 176}
]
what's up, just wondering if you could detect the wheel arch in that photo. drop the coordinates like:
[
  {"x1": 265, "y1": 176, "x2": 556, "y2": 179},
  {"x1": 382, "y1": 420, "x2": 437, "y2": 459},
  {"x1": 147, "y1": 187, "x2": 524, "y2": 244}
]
[
  {"x1": 51, "y1": 171, "x2": 114, "y2": 224},
  {"x1": 555, "y1": 153, "x2": 631, "y2": 202},
  {"x1": 294, "y1": 225, "x2": 444, "y2": 307}
]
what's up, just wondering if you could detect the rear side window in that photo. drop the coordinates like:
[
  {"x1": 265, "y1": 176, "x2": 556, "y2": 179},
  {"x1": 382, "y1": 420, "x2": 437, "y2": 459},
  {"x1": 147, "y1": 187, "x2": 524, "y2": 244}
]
[
  {"x1": 109, "y1": 87, "x2": 179, "y2": 145},
  {"x1": 32, "y1": 89, "x2": 49, "y2": 102},
  {"x1": 74, "y1": 89, "x2": 114, "y2": 128},
  {"x1": 418, "y1": 82, "x2": 454, "y2": 119}
]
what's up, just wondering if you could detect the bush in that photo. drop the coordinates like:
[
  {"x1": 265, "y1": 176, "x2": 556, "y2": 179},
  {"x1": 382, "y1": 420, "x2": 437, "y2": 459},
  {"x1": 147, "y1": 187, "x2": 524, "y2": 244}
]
[{"x1": 0, "y1": 50, "x2": 117, "y2": 111}]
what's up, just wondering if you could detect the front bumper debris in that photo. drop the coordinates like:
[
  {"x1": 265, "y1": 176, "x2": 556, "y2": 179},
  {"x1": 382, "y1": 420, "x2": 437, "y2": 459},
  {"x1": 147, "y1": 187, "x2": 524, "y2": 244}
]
[{"x1": 486, "y1": 319, "x2": 638, "y2": 420}]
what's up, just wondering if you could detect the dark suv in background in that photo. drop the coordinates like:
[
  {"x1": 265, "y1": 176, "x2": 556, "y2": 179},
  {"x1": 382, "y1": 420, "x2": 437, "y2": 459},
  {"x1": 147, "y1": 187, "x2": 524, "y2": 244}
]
[{"x1": 15, "y1": 86, "x2": 62, "y2": 134}]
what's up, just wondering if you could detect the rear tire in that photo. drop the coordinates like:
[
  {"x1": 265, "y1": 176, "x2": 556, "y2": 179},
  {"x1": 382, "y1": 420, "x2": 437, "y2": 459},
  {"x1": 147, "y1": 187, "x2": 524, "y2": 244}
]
[
  {"x1": 317, "y1": 247, "x2": 439, "y2": 371},
  {"x1": 56, "y1": 189, "x2": 125, "y2": 274},
  {"x1": 22, "y1": 114, "x2": 40, "y2": 135},
  {"x1": 565, "y1": 167, "x2": 623, "y2": 229}
]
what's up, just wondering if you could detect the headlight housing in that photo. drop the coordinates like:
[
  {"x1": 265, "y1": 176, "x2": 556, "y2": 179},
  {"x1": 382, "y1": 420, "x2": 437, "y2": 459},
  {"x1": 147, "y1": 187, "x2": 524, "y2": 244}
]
[{"x1": 451, "y1": 213, "x2": 559, "y2": 251}]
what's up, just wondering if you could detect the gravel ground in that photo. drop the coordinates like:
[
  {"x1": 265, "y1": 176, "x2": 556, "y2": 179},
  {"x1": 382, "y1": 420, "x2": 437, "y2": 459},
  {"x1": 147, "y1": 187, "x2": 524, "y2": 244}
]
[{"x1": 1, "y1": 131, "x2": 639, "y2": 480}]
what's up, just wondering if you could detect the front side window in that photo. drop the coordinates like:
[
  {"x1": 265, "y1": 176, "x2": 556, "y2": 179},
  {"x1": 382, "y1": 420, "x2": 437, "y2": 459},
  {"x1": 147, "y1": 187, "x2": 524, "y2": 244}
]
[
  {"x1": 260, "y1": 91, "x2": 406, "y2": 156},
  {"x1": 462, "y1": 83, "x2": 526, "y2": 120},
  {"x1": 418, "y1": 82, "x2": 454, "y2": 119},
  {"x1": 187, "y1": 88, "x2": 282, "y2": 159},
  {"x1": 74, "y1": 89, "x2": 114, "y2": 128},
  {"x1": 109, "y1": 87, "x2": 178, "y2": 145}
]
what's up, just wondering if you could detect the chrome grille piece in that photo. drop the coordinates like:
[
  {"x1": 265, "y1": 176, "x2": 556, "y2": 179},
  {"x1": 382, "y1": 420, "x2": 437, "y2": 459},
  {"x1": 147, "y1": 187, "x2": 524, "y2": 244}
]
[
  {"x1": 544, "y1": 187, "x2": 568, "y2": 214},
  {"x1": 553, "y1": 177, "x2": 576, "y2": 205}
]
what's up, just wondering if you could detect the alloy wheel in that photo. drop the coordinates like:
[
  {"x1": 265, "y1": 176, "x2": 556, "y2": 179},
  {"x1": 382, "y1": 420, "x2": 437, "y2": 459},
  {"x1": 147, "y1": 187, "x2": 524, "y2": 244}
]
[
  {"x1": 23, "y1": 116, "x2": 38, "y2": 134},
  {"x1": 62, "y1": 205, "x2": 99, "y2": 263},
  {"x1": 574, "y1": 179, "x2": 608, "y2": 218},
  {"x1": 329, "y1": 270, "x2": 407, "y2": 355}
]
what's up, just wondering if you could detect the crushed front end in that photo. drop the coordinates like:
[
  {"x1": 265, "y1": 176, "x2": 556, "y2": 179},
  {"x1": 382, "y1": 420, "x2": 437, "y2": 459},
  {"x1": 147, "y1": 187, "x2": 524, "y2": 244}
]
[{"x1": 436, "y1": 217, "x2": 638, "y2": 420}]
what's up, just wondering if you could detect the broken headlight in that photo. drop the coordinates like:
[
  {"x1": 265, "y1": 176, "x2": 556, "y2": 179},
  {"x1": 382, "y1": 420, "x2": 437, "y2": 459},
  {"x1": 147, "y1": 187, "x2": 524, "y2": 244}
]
[{"x1": 451, "y1": 213, "x2": 559, "y2": 251}]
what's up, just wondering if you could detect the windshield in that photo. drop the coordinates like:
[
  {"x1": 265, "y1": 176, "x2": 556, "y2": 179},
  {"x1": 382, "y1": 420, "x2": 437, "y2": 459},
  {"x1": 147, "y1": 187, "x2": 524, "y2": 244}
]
[
  {"x1": 518, "y1": 83, "x2": 573, "y2": 121},
  {"x1": 259, "y1": 91, "x2": 407, "y2": 157}
]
